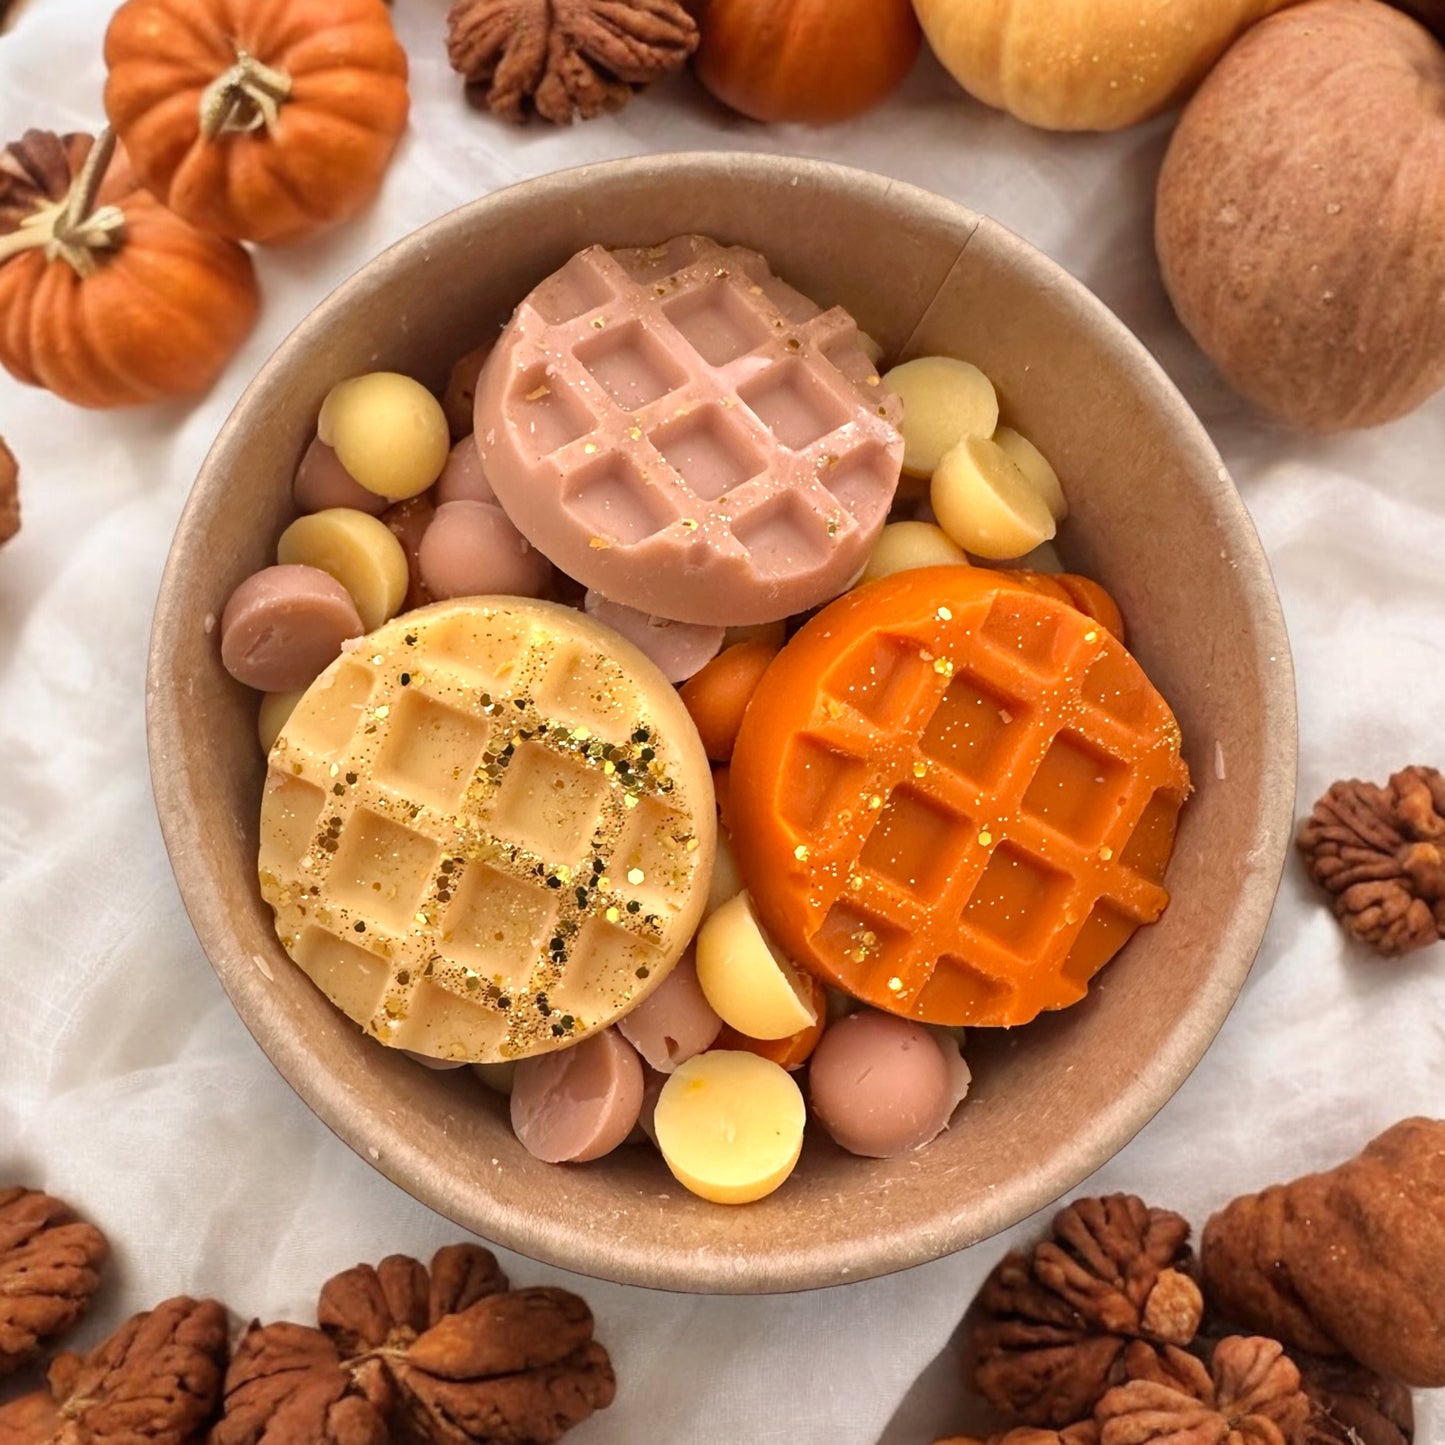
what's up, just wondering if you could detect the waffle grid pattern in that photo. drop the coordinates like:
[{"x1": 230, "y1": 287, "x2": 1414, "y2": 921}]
[
  {"x1": 259, "y1": 602, "x2": 713, "y2": 1063},
  {"x1": 478, "y1": 237, "x2": 904, "y2": 624},
  {"x1": 763, "y1": 592, "x2": 1188, "y2": 1023}
]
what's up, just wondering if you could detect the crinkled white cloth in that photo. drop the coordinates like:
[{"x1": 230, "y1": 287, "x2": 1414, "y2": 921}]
[{"x1": 1, "y1": 3, "x2": 1442, "y2": 1440}]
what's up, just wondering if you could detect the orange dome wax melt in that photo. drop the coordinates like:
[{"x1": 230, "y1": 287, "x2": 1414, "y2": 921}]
[{"x1": 728, "y1": 566, "x2": 1190, "y2": 1028}]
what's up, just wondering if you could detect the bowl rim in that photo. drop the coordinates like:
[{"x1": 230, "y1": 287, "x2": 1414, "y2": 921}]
[{"x1": 147, "y1": 151, "x2": 1299, "y2": 1293}]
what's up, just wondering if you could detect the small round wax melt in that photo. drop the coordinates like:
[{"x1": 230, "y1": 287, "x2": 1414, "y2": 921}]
[
  {"x1": 472, "y1": 1060, "x2": 517, "y2": 1096},
  {"x1": 221, "y1": 564, "x2": 363, "y2": 691},
  {"x1": 257, "y1": 688, "x2": 305, "y2": 753},
  {"x1": 276, "y1": 507, "x2": 409, "y2": 631},
  {"x1": 994, "y1": 426, "x2": 1068, "y2": 521},
  {"x1": 883, "y1": 357, "x2": 1000, "y2": 480},
  {"x1": 723, "y1": 619, "x2": 787, "y2": 651},
  {"x1": 1012, "y1": 539, "x2": 1065, "y2": 575},
  {"x1": 380, "y1": 495, "x2": 436, "y2": 613},
  {"x1": 654, "y1": 1051, "x2": 806, "y2": 1204},
  {"x1": 442, "y1": 344, "x2": 492, "y2": 438},
  {"x1": 510, "y1": 1029, "x2": 644, "y2": 1163},
  {"x1": 294, "y1": 437, "x2": 389, "y2": 517},
  {"x1": 584, "y1": 592, "x2": 725, "y2": 685},
  {"x1": 403, "y1": 1050, "x2": 467, "y2": 1071},
  {"x1": 714, "y1": 969, "x2": 828, "y2": 1071},
  {"x1": 616, "y1": 950, "x2": 722, "y2": 1073},
  {"x1": 809, "y1": 1011, "x2": 964, "y2": 1158},
  {"x1": 705, "y1": 827, "x2": 743, "y2": 919},
  {"x1": 434, "y1": 437, "x2": 497, "y2": 507},
  {"x1": 695, "y1": 892, "x2": 818, "y2": 1041},
  {"x1": 419, "y1": 501, "x2": 551, "y2": 601},
  {"x1": 931, "y1": 435, "x2": 1057, "y2": 561},
  {"x1": 860, "y1": 521, "x2": 969, "y2": 584},
  {"x1": 678, "y1": 635, "x2": 780, "y2": 762},
  {"x1": 317, "y1": 372, "x2": 450, "y2": 501}
]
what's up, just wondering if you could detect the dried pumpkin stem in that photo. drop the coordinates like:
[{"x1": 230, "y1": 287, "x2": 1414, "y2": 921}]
[
  {"x1": 0, "y1": 126, "x2": 125, "y2": 279},
  {"x1": 199, "y1": 49, "x2": 293, "y2": 140}
]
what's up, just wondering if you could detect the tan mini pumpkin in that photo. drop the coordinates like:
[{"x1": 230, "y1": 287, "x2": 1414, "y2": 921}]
[
  {"x1": 695, "y1": 0, "x2": 921, "y2": 124},
  {"x1": 912, "y1": 0, "x2": 1300, "y2": 131},
  {"x1": 103, "y1": 0, "x2": 409, "y2": 245},
  {"x1": 0, "y1": 130, "x2": 259, "y2": 408},
  {"x1": 1157, "y1": 0, "x2": 1445, "y2": 431}
]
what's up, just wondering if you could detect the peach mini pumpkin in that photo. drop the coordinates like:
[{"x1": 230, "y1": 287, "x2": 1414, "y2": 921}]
[
  {"x1": 103, "y1": 0, "x2": 409, "y2": 245},
  {"x1": 0, "y1": 129, "x2": 259, "y2": 408}
]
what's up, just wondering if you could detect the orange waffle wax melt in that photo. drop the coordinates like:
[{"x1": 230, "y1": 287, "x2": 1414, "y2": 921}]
[
  {"x1": 729, "y1": 566, "x2": 1190, "y2": 1027},
  {"x1": 259, "y1": 597, "x2": 716, "y2": 1063}
]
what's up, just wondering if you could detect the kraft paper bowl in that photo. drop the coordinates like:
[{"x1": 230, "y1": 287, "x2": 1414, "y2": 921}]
[{"x1": 147, "y1": 153, "x2": 1296, "y2": 1294}]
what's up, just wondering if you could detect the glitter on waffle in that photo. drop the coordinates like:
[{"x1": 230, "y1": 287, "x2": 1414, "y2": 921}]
[
  {"x1": 729, "y1": 568, "x2": 1192, "y2": 1027},
  {"x1": 474, "y1": 235, "x2": 905, "y2": 626},
  {"x1": 258, "y1": 598, "x2": 716, "y2": 1063}
]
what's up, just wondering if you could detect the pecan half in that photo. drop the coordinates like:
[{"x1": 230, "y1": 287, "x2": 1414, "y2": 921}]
[{"x1": 0, "y1": 1187, "x2": 108, "y2": 1378}]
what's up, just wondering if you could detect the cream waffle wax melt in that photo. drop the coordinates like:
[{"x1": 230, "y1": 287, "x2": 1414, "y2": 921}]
[{"x1": 259, "y1": 597, "x2": 716, "y2": 1064}]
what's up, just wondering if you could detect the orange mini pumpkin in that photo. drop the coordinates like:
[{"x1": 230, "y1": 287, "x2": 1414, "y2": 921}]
[
  {"x1": 103, "y1": 0, "x2": 409, "y2": 245},
  {"x1": 0, "y1": 129, "x2": 260, "y2": 409}
]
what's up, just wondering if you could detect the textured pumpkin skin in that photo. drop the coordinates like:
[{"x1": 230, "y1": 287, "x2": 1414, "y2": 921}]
[
  {"x1": 1157, "y1": 0, "x2": 1445, "y2": 432},
  {"x1": 913, "y1": 0, "x2": 1300, "y2": 131},
  {"x1": 695, "y1": 0, "x2": 921, "y2": 123},
  {"x1": 0, "y1": 149, "x2": 259, "y2": 408},
  {"x1": 104, "y1": 0, "x2": 409, "y2": 245}
]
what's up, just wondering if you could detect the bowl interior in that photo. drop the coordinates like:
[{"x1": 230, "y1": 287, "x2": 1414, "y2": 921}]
[{"x1": 147, "y1": 154, "x2": 1296, "y2": 1293}]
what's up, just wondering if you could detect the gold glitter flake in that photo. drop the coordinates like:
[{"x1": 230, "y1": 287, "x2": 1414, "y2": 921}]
[
  {"x1": 1084, "y1": 630, "x2": 1099, "y2": 644},
  {"x1": 524, "y1": 384, "x2": 551, "y2": 401},
  {"x1": 912, "y1": 761, "x2": 927, "y2": 778},
  {"x1": 1100, "y1": 846, "x2": 1114, "y2": 861},
  {"x1": 978, "y1": 831, "x2": 993, "y2": 847},
  {"x1": 794, "y1": 845, "x2": 810, "y2": 861},
  {"x1": 626, "y1": 867, "x2": 645, "y2": 885},
  {"x1": 933, "y1": 658, "x2": 954, "y2": 677},
  {"x1": 887, "y1": 976, "x2": 903, "y2": 992},
  {"x1": 937, "y1": 606, "x2": 953, "y2": 621},
  {"x1": 868, "y1": 794, "x2": 883, "y2": 810}
]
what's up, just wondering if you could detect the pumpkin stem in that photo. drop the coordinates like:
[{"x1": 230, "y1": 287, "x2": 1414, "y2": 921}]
[
  {"x1": 0, "y1": 126, "x2": 126, "y2": 280},
  {"x1": 199, "y1": 50, "x2": 293, "y2": 141}
]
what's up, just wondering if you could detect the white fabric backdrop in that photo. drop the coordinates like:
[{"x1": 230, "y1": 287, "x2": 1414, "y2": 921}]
[{"x1": 1, "y1": 3, "x2": 1442, "y2": 1441}]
